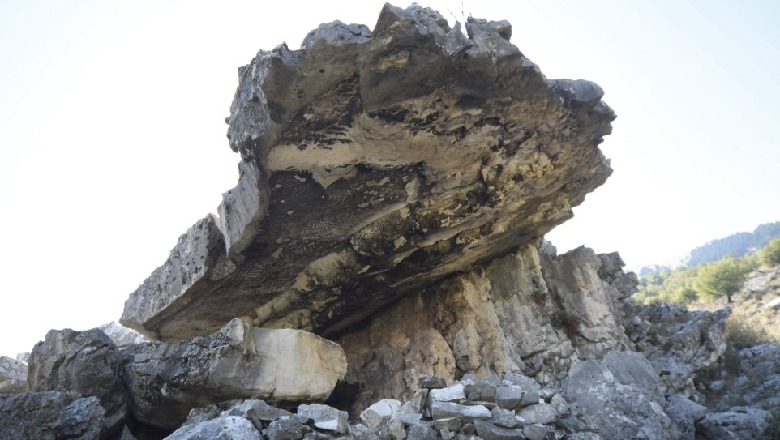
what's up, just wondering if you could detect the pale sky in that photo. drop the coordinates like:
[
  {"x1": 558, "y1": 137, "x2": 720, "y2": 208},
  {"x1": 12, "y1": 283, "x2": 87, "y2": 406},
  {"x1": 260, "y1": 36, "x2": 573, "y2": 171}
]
[{"x1": 1, "y1": 1, "x2": 778, "y2": 357}]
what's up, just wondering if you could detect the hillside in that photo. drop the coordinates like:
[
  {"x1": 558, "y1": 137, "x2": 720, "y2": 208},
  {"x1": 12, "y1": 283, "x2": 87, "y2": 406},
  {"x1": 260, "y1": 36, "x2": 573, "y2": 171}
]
[
  {"x1": 692, "y1": 266, "x2": 780, "y2": 346},
  {"x1": 685, "y1": 221, "x2": 780, "y2": 267}
]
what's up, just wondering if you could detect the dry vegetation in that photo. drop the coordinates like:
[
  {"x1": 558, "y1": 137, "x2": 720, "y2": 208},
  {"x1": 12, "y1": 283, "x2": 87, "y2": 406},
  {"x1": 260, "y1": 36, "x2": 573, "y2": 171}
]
[{"x1": 689, "y1": 267, "x2": 780, "y2": 348}]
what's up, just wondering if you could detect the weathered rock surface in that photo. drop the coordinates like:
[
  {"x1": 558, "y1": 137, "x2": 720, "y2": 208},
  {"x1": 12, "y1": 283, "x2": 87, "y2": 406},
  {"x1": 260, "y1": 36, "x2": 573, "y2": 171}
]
[
  {"x1": 563, "y1": 351, "x2": 673, "y2": 439},
  {"x1": 0, "y1": 355, "x2": 28, "y2": 393},
  {"x1": 122, "y1": 318, "x2": 346, "y2": 429},
  {"x1": 696, "y1": 406, "x2": 771, "y2": 440},
  {"x1": 665, "y1": 395, "x2": 708, "y2": 440},
  {"x1": 338, "y1": 242, "x2": 635, "y2": 411},
  {"x1": 297, "y1": 403, "x2": 350, "y2": 434},
  {"x1": 473, "y1": 419, "x2": 525, "y2": 440},
  {"x1": 183, "y1": 399, "x2": 293, "y2": 429},
  {"x1": 699, "y1": 341, "x2": 780, "y2": 423},
  {"x1": 28, "y1": 327, "x2": 127, "y2": 436},
  {"x1": 166, "y1": 416, "x2": 261, "y2": 440},
  {"x1": 121, "y1": 3, "x2": 615, "y2": 342},
  {"x1": 625, "y1": 302, "x2": 728, "y2": 399},
  {"x1": 360, "y1": 399, "x2": 402, "y2": 429},
  {"x1": 731, "y1": 343, "x2": 780, "y2": 411},
  {"x1": 0, "y1": 391, "x2": 105, "y2": 440}
]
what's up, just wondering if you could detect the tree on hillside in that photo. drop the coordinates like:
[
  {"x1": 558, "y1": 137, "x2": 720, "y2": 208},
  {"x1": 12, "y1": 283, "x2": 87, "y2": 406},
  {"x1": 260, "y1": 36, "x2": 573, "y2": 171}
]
[
  {"x1": 693, "y1": 257, "x2": 752, "y2": 303},
  {"x1": 635, "y1": 266, "x2": 700, "y2": 304},
  {"x1": 760, "y1": 237, "x2": 780, "y2": 267}
]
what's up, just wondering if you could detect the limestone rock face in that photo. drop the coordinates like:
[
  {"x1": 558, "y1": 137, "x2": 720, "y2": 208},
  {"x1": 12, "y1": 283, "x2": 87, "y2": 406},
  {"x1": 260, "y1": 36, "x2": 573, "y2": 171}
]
[
  {"x1": 0, "y1": 355, "x2": 28, "y2": 393},
  {"x1": 338, "y1": 242, "x2": 634, "y2": 411},
  {"x1": 27, "y1": 328, "x2": 127, "y2": 436},
  {"x1": 122, "y1": 318, "x2": 346, "y2": 429},
  {"x1": 120, "y1": 3, "x2": 615, "y2": 342},
  {"x1": 0, "y1": 391, "x2": 105, "y2": 440}
]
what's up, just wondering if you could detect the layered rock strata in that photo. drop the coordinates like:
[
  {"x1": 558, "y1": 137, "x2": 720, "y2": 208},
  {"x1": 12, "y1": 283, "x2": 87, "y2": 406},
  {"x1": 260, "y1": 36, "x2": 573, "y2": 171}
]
[
  {"x1": 120, "y1": 3, "x2": 615, "y2": 342},
  {"x1": 338, "y1": 243, "x2": 636, "y2": 411}
]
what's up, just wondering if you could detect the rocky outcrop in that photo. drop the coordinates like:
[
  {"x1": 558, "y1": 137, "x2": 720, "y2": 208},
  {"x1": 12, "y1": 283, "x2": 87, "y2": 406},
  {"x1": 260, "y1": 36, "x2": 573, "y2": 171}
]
[
  {"x1": 734, "y1": 343, "x2": 780, "y2": 411},
  {"x1": 7, "y1": 3, "x2": 779, "y2": 440},
  {"x1": 120, "y1": 3, "x2": 615, "y2": 342},
  {"x1": 338, "y1": 243, "x2": 635, "y2": 411},
  {"x1": 704, "y1": 342, "x2": 780, "y2": 415},
  {"x1": 625, "y1": 302, "x2": 729, "y2": 399},
  {"x1": 0, "y1": 355, "x2": 28, "y2": 393},
  {"x1": 122, "y1": 318, "x2": 347, "y2": 430},
  {"x1": 28, "y1": 327, "x2": 128, "y2": 436}
]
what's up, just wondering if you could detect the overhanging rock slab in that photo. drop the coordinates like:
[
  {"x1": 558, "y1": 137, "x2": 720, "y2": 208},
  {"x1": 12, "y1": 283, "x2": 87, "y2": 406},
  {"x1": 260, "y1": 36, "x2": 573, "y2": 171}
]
[{"x1": 121, "y1": 4, "x2": 616, "y2": 341}]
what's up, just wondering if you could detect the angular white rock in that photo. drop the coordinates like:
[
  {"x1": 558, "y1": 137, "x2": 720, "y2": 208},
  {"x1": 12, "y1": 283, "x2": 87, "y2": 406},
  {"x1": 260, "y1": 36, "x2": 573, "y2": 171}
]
[
  {"x1": 360, "y1": 399, "x2": 402, "y2": 429},
  {"x1": 429, "y1": 383, "x2": 465, "y2": 402}
]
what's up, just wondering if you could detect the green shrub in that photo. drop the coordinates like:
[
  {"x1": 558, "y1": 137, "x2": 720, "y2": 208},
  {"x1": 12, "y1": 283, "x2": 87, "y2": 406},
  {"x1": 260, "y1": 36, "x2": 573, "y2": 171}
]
[
  {"x1": 726, "y1": 312, "x2": 774, "y2": 349},
  {"x1": 760, "y1": 237, "x2": 780, "y2": 267}
]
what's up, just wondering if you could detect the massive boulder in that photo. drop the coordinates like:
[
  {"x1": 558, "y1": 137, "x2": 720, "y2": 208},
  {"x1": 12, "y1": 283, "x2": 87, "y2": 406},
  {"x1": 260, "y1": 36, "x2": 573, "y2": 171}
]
[
  {"x1": 120, "y1": 3, "x2": 615, "y2": 342},
  {"x1": 122, "y1": 318, "x2": 347, "y2": 429},
  {"x1": 563, "y1": 351, "x2": 674, "y2": 440},
  {"x1": 27, "y1": 328, "x2": 128, "y2": 436}
]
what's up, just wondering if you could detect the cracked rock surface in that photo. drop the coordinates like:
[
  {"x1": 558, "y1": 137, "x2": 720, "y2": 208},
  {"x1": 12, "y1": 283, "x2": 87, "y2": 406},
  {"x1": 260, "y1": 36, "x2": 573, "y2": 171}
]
[{"x1": 121, "y1": 3, "x2": 615, "y2": 343}]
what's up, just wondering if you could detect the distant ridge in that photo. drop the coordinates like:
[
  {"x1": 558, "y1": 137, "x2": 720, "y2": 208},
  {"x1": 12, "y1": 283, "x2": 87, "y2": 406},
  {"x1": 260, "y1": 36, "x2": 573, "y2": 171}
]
[{"x1": 684, "y1": 221, "x2": 780, "y2": 267}]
